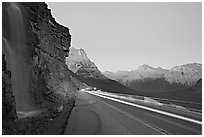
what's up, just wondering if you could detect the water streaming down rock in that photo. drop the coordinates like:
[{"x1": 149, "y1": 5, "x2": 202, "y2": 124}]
[{"x1": 3, "y1": 3, "x2": 36, "y2": 112}]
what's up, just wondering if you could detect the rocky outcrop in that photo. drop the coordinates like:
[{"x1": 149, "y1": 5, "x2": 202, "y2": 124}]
[
  {"x1": 2, "y1": 2, "x2": 79, "y2": 122},
  {"x1": 2, "y1": 54, "x2": 17, "y2": 122},
  {"x1": 2, "y1": 2, "x2": 83, "y2": 134},
  {"x1": 192, "y1": 78, "x2": 202, "y2": 93},
  {"x1": 27, "y1": 2, "x2": 76, "y2": 108},
  {"x1": 195, "y1": 78, "x2": 202, "y2": 88},
  {"x1": 66, "y1": 47, "x2": 107, "y2": 79}
]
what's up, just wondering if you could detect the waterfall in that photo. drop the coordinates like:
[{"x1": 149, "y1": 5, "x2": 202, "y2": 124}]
[{"x1": 3, "y1": 3, "x2": 36, "y2": 112}]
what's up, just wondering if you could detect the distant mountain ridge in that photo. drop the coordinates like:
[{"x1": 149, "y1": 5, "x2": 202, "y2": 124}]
[
  {"x1": 103, "y1": 63, "x2": 202, "y2": 93},
  {"x1": 124, "y1": 64, "x2": 168, "y2": 84},
  {"x1": 104, "y1": 63, "x2": 201, "y2": 86}
]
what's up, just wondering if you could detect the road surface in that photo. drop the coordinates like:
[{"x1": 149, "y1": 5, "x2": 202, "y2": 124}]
[{"x1": 64, "y1": 91, "x2": 202, "y2": 135}]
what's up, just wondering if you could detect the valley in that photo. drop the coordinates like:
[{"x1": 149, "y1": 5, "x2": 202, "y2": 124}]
[{"x1": 66, "y1": 47, "x2": 202, "y2": 103}]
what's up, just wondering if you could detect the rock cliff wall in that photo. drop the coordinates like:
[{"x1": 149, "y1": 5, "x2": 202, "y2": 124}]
[
  {"x1": 2, "y1": 55, "x2": 17, "y2": 122},
  {"x1": 26, "y1": 2, "x2": 76, "y2": 110},
  {"x1": 2, "y1": 2, "x2": 78, "y2": 120}
]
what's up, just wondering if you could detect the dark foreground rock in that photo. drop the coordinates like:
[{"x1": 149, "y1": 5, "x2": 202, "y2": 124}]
[
  {"x1": 2, "y1": 54, "x2": 17, "y2": 132},
  {"x1": 2, "y1": 2, "x2": 81, "y2": 134},
  {"x1": 3, "y1": 99, "x2": 75, "y2": 135}
]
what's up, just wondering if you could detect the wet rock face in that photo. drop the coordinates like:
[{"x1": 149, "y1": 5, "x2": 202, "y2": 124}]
[
  {"x1": 2, "y1": 54, "x2": 17, "y2": 121},
  {"x1": 21, "y1": 2, "x2": 71, "y2": 62},
  {"x1": 22, "y1": 2, "x2": 76, "y2": 109},
  {"x1": 2, "y1": 2, "x2": 77, "y2": 113}
]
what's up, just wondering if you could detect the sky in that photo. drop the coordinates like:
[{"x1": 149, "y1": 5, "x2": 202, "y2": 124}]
[{"x1": 48, "y1": 2, "x2": 202, "y2": 72}]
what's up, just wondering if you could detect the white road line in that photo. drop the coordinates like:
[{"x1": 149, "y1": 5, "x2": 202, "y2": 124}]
[
  {"x1": 95, "y1": 97, "x2": 170, "y2": 135},
  {"x1": 85, "y1": 91, "x2": 202, "y2": 125},
  {"x1": 99, "y1": 92, "x2": 202, "y2": 115},
  {"x1": 143, "y1": 110, "x2": 202, "y2": 134}
]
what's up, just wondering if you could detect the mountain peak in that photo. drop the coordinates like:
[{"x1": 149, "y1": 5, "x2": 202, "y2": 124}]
[
  {"x1": 69, "y1": 47, "x2": 88, "y2": 59},
  {"x1": 164, "y1": 63, "x2": 202, "y2": 85},
  {"x1": 140, "y1": 64, "x2": 152, "y2": 68},
  {"x1": 66, "y1": 47, "x2": 106, "y2": 79},
  {"x1": 138, "y1": 64, "x2": 155, "y2": 71}
]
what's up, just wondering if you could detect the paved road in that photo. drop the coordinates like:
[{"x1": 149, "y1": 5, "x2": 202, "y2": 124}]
[{"x1": 64, "y1": 91, "x2": 202, "y2": 135}]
